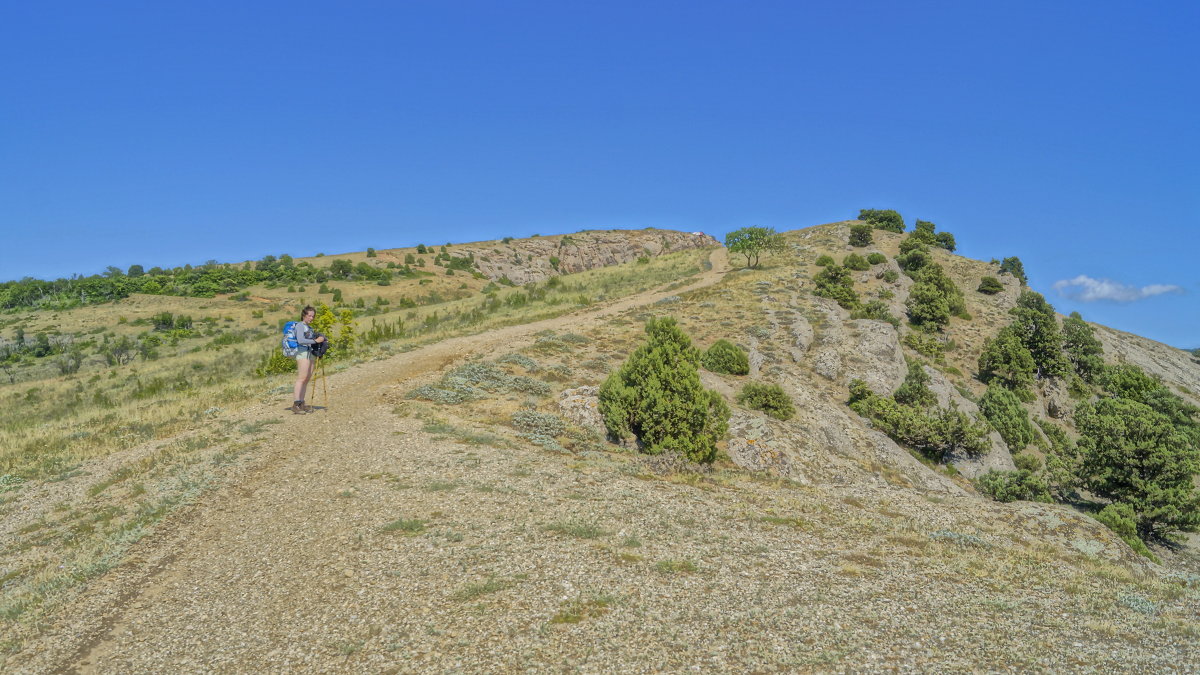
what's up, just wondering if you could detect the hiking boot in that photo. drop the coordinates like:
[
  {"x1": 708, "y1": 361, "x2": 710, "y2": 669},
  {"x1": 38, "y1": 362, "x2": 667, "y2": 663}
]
[
  {"x1": 291, "y1": 402, "x2": 307, "y2": 414},
  {"x1": 301, "y1": 403, "x2": 314, "y2": 413}
]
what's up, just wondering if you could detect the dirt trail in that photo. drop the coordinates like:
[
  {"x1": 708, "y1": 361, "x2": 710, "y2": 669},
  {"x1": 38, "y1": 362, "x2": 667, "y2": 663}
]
[{"x1": 21, "y1": 249, "x2": 730, "y2": 674}]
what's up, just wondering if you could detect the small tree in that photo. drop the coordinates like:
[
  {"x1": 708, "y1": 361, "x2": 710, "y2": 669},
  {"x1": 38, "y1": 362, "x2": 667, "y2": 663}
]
[
  {"x1": 337, "y1": 309, "x2": 358, "y2": 357},
  {"x1": 849, "y1": 224, "x2": 873, "y2": 247},
  {"x1": 979, "y1": 385, "x2": 1034, "y2": 451},
  {"x1": 1009, "y1": 291, "x2": 1070, "y2": 379},
  {"x1": 1061, "y1": 311, "x2": 1105, "y2": 383},
  {"x1": 814, "y1": 254, "x2": 835, "y2": 267},
  {"x1": 599, "y1": 317, "x2": 730, "y2": 463},
  {"x1": 725, "y1": 227, "x2": 786, "y2": 268},
  {"x1": 866, "y1": 252, "x2": 886, "y2": 265},
  {"x1": 858, "y1": 209, "x2": 904, "y2": 232},
  {"x1": 978, "y1": 326, "x2": 1036, "y2": 398},
  {"x1": 1076, "y1": 397, "x2": 1200, "y2": 541},
  {"x1": 935, "y1": 232, "x2": 956, "y2": 252},
  {"x1": 998, "y1": 256, "x2": 1027, "y2": 285},
  {"x1": 366, "y1": 248, "x2": 377, "y2": 258},
  {"x1": 894, "y1": 362, "x2": 936, "y2": 408},
  {"x1": 905, "y1": 281, "x2": 951, "y2": 330}
]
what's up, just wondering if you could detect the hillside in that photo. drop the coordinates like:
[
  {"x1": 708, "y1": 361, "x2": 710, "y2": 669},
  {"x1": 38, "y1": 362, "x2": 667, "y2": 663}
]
[{"x1": 1, "y1": 222, "x2": 1198, "y2": 672}]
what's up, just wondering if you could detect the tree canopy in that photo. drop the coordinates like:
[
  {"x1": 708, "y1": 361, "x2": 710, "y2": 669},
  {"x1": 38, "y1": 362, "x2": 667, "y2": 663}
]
[{"x1": 725, "y1": 227, "x2": 787, "y2": 268}]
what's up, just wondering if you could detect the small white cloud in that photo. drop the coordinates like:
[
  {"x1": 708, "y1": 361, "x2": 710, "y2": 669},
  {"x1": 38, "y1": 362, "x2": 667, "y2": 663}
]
[{"x1": 1052, "y1": 275, "x2": 1184, "y2": 303}]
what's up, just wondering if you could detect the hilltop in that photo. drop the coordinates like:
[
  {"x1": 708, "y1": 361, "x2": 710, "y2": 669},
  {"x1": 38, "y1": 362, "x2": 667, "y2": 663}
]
[{"x1": 1, "y1": 221, "x2": 1198, "y2": 672}]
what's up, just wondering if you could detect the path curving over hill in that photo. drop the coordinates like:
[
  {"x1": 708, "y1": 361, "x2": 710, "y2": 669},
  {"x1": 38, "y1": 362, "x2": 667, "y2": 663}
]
[{"x1": 17, "y1": 248, "x2": 732, "y2": 673}]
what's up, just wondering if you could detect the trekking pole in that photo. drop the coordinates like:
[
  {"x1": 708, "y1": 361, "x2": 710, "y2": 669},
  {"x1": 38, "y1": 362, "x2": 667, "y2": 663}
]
[
  {"x1": 309, "y1": 358, "x2": 318, "y2": 409},
  {"x1": 320, "y1": 357, "x2": 329, "y2": 409}
]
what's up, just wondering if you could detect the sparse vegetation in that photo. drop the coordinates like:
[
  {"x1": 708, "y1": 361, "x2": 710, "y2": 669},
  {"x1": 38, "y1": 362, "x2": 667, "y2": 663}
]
[
  {"x1": 736, "y1": 382, "x2": 795, "y2": 420},
  {"x1": 976, "y1": 468, "x2": 1052, "y2": 504},
  {"x1": 848, "y1": 379, "x2": 990, "y2": 462}
]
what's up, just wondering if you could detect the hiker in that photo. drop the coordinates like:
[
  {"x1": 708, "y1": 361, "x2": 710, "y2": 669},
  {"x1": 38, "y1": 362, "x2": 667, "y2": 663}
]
[{"x1": 289, "y1": 306, "x2": 325, "y2": 414}]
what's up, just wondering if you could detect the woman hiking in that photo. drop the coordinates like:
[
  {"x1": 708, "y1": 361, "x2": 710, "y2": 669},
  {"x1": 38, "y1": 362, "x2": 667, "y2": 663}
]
[{"x1": 291, "y1": 305, "x2": 325, "y2": 414}]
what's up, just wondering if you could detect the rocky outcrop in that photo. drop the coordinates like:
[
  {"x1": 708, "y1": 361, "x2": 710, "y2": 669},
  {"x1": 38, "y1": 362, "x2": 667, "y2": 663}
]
[
  {"x1": 456, "y1": 229, "x2": 719, "y2": 285},
  {"x1": 842, "y1": 319, "x2": 907, "y2": 396},
  {"x1": 557, "y1": 386, "x2": 605, "y2": 435},
  {"x1": 1041, "y1": 377, "x2": 1074, "y2": 420},
  {"x1": 1093, "y1": 323, "x2": 1200, "y2": 406}
]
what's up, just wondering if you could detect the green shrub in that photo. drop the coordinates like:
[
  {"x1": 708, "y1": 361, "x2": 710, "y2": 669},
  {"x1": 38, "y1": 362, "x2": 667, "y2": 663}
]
[
  {"x1": 979, "y1": 385, "x2": 1035, "y2": 451},
  {"x1": 896, "y1": 247, "x2": 932, "y2": 276},
  {"x1": 511, "y1": 410, "x2": 566, "y2": 436},
  {"x1": 976, "y1": 470, "x2": 1051, "y2": 503},
  {"x1": 977, "y1": 276, "x2": 1004, "y2": 294},
  {"x1": 254, "y1": 349, "x2": 296, "y2": 376},
  {"x1": 843, "y1": 253, "x2": 870, "y2": 271},
  {"x1": 849, "y1": 224, "x2": 873, "y2": 247},
  {"x1": 599, "y1": 317, "x2": 730, "y2": 463},
  {"x1": 1036, "y1": 418, "x2": 1080, "y2": 496},
  {"x1": 894, "y1": 362, "x2": 936, "y2": 408},
  {"x1": 1093, "y1": 502, "x2": 1158, "y2": 561},
  {"x1": 879, "y1": 268, "x2": 899, "y2": 283},
  {"x1": 866, "y1": 252, "x2": 887, "y2": 265},
  {"x1": 814, "y1": 254, "x2": 835, "y2": 267},
  {"x1": 848, "y1": 380, "x2": 990, "y2": 462},
  {"x1": 736, "y1": 382, "x2": 795, "y2": 420},
  {"x1": 905, "y1": 281, "x2": 951, "y2": 330},
  {"x1": 702, "y1": 339, "x2": 749, "y2": 375},
  {"x1": 850, "y1": 300, "x2": 899, "y2": 327},
  {"x1": 902, "y1": 332, "x2": 944, "y2": 360},
  {"x1": 813, "y1": 265, "x2": 859, "y2": 309}
]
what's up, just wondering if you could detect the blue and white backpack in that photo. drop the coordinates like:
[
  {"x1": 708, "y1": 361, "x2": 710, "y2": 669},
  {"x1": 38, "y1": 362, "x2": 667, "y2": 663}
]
[{"x1": 281, "y1": 321, "x2": 300, "y2": 358}]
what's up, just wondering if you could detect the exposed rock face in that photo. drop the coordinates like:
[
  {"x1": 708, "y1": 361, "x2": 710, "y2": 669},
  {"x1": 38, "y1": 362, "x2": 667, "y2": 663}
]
[
  {"x1": 1041, "y1": 377, "x2": 1073, "y2": 420},
  {"x1": 557, "y1": 386, "x2": 605, "y2": 435},
  {"x1": 726, "y1": 370, "x2": 967, "y2": 495},
  {"x1": 1093, "y1": 323, "x2": 1200, "y2": 406},
  {"x1": 842, "y1": 319, "x2": 907, "y2": 396},
  {"x1": 455, "y1": 229, "x2": 719, "y2": 285},
  {"x1": 725, "y1": 412, "x2": 802, "y2": 481}
]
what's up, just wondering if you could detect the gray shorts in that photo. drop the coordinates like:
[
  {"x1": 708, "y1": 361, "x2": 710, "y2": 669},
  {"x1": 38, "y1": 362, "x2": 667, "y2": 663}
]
[{"x1": 295, "y1": 348, "x2": 312, "y2": 360}]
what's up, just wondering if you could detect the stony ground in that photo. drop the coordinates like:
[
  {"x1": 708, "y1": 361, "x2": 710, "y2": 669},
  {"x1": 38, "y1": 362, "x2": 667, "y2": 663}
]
[{"x1": 4, "y1": 247, "x2": 1200, "y2": 674}]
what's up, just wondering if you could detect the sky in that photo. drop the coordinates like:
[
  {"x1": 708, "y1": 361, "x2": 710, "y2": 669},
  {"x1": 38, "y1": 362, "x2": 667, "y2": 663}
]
[{"x1": 1, "y1": 1, "x2": 1197, "y2": 348}]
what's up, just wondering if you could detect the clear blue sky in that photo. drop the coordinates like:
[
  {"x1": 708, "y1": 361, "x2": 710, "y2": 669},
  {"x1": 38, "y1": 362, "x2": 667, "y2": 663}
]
[{"x1": 2, "y1": 1, "x2": 1197, "y2": 347}]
